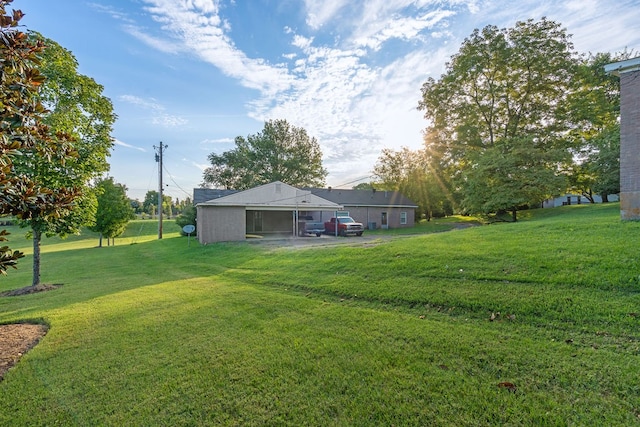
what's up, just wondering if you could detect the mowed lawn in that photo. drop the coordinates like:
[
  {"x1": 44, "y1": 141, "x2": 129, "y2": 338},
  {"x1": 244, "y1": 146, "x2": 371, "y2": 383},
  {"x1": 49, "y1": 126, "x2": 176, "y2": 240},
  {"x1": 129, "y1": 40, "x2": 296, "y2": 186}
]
[{"x1": 0, "y1": 204, "x2": 639, "y2": 425}]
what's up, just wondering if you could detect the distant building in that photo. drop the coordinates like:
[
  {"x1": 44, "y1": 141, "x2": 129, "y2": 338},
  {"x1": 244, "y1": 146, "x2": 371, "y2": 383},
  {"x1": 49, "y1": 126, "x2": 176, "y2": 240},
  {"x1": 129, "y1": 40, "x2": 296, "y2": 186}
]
[{"x1": 542, "y1": 194, "x2": 619, "y2": 208}]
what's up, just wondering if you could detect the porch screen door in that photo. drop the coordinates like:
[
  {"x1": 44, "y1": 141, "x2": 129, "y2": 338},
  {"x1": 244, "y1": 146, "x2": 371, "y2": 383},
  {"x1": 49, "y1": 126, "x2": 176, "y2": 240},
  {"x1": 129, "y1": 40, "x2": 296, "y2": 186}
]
[{"x1": 253, "y1": 211, "x2": 263, "y2": 232}]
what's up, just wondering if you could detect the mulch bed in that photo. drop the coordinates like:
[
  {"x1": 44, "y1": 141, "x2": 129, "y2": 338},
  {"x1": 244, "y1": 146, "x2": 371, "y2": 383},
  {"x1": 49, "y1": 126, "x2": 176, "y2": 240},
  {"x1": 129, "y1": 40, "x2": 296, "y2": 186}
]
[
  {"x1": 0, "y1": 283, "x2": 62, "y2": 297},
  {"x1": 0, "y1": 284, "x2": 59, "y2": 380},
  {"x1": 0, "y1": 323, "x2": 49, "y2": 381}
]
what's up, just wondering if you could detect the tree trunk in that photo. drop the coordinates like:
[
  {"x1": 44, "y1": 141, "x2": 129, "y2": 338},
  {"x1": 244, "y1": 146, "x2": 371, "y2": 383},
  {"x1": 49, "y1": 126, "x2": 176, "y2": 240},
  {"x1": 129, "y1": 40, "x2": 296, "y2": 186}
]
[
  {"x1": 32, "y1": 227, "x2": 42, "y2": 287},
  {"x1": 511, "y1": 207, "x2": 517, "y2": 222},
  {"x1": 602, "y1": 193, "x2": 609, "y2": 203},
  {"x1": 583, "y1": 191, "x2": 595, "y2": 204},
  {"x1": 99, "y1": 233, "x2": 103, "y2": 247}
]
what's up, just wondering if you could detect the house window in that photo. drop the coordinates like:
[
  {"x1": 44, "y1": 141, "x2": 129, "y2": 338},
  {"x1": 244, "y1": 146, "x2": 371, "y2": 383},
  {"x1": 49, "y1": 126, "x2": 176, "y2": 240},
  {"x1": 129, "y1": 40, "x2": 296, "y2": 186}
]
[{"x1": 400, "y1": 211, "x2": 407, "y2": 225}]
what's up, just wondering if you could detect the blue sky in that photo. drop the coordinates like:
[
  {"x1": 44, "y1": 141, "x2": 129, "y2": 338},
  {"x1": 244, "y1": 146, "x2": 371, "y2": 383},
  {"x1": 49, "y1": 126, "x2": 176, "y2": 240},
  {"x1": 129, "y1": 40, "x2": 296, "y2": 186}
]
[{"x1": 20, "y1": 0, "x2": 640, "y2": 201}]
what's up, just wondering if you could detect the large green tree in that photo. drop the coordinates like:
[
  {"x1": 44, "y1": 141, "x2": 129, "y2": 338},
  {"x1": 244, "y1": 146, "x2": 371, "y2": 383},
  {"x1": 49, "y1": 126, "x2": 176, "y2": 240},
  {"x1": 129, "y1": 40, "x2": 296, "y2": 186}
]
[
  {"x1": 12, "y1": 33, "x2": 115, "y2": 285},
  {"x1": 567, "y1": 52, "x2": 628, "y2": 202},
  {"x1": 0, "y1": 1, "x2": 80, "y2": 277},
  {"x1": 373, "y1": 147, "x2": 452, "y2": 220},
  {"x1": 89, "y1": 177, "x2": 135, "y2": 247},
  {"x1": 418, "y1": 18, "x2": 577, "y2": 220},
  {"x1": 203, "y1": 119, "x2": 327, "y2": 190}
]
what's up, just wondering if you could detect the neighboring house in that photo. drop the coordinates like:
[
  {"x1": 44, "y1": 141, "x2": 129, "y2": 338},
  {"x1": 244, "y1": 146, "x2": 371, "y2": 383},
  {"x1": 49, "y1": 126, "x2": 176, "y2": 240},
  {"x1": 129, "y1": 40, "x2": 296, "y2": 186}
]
[
  {"x1": 605, "y1": 56, "x2": 640, "y2": 220},
  {"x1": 542, "y1": 194, "x2": 620, "y2": 208},
  {"x1": 306, "y1": 187, "x2": 418, "y2": 230},
  {"x1": 194, "y1": 183, "x2": 419, "y2": 243},
  {"x1": 195, "y1": 182, "x2": 342, "y2": 244}
]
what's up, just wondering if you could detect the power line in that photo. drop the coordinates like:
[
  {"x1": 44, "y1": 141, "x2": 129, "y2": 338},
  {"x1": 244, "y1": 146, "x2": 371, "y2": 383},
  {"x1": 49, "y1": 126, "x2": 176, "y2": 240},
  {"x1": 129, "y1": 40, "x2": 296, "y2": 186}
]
[
  {"x1": 332, "y1": 176, "x2": 372, "y2": 188},
  {"x1": 162, "y1": 164, "x2": 194, "y2": 199}
]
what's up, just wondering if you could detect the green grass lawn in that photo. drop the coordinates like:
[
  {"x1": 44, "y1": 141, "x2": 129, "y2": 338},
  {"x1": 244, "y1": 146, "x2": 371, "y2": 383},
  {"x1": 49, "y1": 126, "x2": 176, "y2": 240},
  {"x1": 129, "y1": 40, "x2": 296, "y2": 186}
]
[{"x1": 0, "y1": 205, "x2": 639, "y2": 425}]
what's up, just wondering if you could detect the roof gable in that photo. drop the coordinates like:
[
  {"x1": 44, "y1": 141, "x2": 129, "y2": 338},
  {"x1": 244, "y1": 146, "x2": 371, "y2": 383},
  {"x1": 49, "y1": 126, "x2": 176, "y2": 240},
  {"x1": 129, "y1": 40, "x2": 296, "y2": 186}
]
[{"x1": 197, "y1": 181, "x2": 342, "y2": 210}]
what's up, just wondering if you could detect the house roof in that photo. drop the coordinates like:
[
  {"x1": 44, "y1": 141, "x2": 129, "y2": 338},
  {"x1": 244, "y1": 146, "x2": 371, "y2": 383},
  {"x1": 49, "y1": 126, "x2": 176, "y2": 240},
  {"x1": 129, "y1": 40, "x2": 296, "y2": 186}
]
[
  {"x1": 307, "y1": 188, "x2": 418, "y2": 208},
  {"x1": 194, "y1": 183, "x2": 418, "y2": 210},
  {"x1": 196, "y1": 181, "x2": 343, "y2": 211},
  {"x1": 193, "y1": 188, "x2": 238, "y2": 206},
  {"x1": 604, "y1": 56, "x2": 640, "y2": 75}
]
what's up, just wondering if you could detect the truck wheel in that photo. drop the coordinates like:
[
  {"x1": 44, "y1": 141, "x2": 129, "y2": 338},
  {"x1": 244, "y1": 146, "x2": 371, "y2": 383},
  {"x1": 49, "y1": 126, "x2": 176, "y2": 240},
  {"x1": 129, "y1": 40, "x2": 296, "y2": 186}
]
[
  {"x1": 316, "y1": 233, "x2": 321, "y2": 237},
  {"x1": 357, "y1": 232, "x2": 363, "y2": 236}
]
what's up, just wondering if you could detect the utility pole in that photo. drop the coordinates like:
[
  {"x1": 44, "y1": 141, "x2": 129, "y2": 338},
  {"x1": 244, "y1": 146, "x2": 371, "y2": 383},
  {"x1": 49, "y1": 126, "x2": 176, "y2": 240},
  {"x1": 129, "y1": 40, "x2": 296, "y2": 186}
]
[{"x1": 154, "y1": 143, "x2": 168, "y2": 239}]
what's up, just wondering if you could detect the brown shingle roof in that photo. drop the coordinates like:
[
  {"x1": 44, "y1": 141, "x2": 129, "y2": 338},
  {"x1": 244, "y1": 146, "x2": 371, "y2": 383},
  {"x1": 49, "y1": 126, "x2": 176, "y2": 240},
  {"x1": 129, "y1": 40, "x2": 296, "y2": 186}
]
[
  {"x1": 306, "y1": 188, "x2": 418, "y2": 208},
  {"x1": 193, "y1": 188, "x2": 238, "y2": 206}
]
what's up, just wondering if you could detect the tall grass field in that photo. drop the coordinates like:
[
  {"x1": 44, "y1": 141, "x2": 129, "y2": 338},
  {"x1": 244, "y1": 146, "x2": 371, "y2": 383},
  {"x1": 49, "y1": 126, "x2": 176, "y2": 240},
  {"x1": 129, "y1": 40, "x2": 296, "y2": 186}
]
[{"x1": 0, "y1": 203, "x2": 638, "y2": 425}]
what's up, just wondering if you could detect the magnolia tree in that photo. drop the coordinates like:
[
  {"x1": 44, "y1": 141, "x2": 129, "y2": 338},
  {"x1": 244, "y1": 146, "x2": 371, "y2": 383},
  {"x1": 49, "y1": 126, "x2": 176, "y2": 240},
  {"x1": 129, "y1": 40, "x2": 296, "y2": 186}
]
[
  {"x1": 14, "y1": 33, "x2": 115, "y2": 285},
  {"x1": 0, "y1": 1, "x2": 78, "y2": 278}
]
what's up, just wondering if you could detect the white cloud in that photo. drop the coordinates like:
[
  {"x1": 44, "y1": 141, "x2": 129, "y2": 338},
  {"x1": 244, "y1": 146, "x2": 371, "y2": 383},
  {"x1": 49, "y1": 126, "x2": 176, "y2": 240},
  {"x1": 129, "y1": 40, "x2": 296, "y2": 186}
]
[
  {"x1": 89, "y1": 3, "x2": 135, "y2": 24},
  {"x1": 200, "y1": 137, "x2": 235, "y2": 144},
  {"x1": 119, "y1": 95, "x2": 187, "y2": 128},
  {"x1": 139, "y1": 0, "x2": 296, "y2": 97},
  {"x1": 127, "y1": 0, "x2": 461, "y2": 169},
  {"x1": 152, "y1": 115, "x2": 188, "y2": 127},
  {"x1": 119, "y1": 95, "x2": 162, "y2": 110},
  {"x1": 191, "y1": 161, "x2": 209, "y2": 171},
  {"x1": 304, "y1": 0, "x2": 350, "y2": 29},
  {"x1": 351, "y1": 9, "x2": 456, "y2": 50},
  {"x1": 114, "y1": 139, "x2": 147, "y2": 152},
  {"x1": 123, "y1": 25, "x2": 182, "y2": 54}
]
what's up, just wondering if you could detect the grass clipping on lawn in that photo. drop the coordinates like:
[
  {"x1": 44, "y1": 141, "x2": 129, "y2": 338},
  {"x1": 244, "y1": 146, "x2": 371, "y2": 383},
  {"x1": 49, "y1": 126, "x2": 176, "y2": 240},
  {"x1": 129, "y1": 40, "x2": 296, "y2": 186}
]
[{"x1": 0, "y1": 284, "x2": 59, "y2": 380}]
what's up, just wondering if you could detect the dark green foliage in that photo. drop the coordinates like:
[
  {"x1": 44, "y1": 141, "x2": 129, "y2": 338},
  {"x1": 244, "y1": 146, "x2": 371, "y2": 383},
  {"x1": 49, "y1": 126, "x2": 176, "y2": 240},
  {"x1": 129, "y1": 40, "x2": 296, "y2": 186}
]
[
  {"x1": 89, "y1": 177, "x2": 135, "y2": 246},
  {"x1": 588, "y1": 124, "x2": 620, "y2": 199},
  {"x1": 567, "y1": 51, "x2": 630, "y2": 200},
  {"x1": 418, "y1": 18, "x2": 579, "y2": 219},
  {"x1": 175, "y1": 203, "x2": 196, "y2": 236},
  {"x1": 0, "y1": 229, "x2": 23, "y2": 275},
  {"x1": 203, "y1": 119, "x2": 327, "y2": 190}
]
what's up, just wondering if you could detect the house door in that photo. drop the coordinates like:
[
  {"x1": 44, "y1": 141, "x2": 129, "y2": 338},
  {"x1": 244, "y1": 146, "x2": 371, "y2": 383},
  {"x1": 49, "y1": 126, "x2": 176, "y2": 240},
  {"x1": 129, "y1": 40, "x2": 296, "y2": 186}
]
[{"x1": 381, "y1": 212, "x2": 388, "y2": 229}]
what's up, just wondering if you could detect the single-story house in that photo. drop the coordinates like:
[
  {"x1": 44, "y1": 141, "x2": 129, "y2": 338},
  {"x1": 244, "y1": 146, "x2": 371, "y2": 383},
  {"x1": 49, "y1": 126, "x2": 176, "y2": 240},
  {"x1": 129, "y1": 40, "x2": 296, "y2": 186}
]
[
  {"x1": 195, "y1": 181, "x2": 343, "y2": 243},
  {"x1": 305, "y1": 187, "x2": 418, "y2": 230},
  {"x1": 194, "y1": 183, "x2": 418, "y2": 243},
  {"x1": 542, "y1": 193, "x2": 619, "y2": 208}
]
